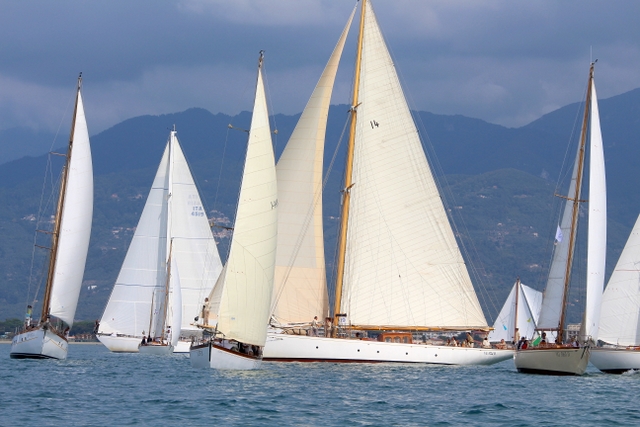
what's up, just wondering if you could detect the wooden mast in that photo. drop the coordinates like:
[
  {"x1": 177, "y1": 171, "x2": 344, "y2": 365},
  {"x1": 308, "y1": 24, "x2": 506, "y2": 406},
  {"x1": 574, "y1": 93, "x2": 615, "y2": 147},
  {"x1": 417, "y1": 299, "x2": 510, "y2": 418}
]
[
  {"x1": 40, "y1": 73, "x2": 82, "y2": 325},
  {"x1": 557, "y1": 63, "x2": 595, "y2": 343},
  {"x1": 333, "y1": 0, "x2": 366, "y2": 325}
]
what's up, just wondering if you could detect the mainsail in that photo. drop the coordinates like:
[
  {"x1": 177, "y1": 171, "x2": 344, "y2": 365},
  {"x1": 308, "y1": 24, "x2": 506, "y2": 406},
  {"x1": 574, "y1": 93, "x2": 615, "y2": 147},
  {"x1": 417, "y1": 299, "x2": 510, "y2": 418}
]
[
  {"x1": 270, "y1": 7, "x2": 356, "y2": 325},
  {"x1": 598, "y1": 215, "x2": 640, "y2": 346},
  {"x1": 214, "y1": 55, "x2": 278, "y2": 347},
  {"x1": 99, "y1": 130, "x2": 221, "y2": 338},
  {"x1": 49, "y1": 83, "x2": 94, "y2": 327},
  {"x1": 339, "y1": 1, "x2": 487, "y2": 329}
]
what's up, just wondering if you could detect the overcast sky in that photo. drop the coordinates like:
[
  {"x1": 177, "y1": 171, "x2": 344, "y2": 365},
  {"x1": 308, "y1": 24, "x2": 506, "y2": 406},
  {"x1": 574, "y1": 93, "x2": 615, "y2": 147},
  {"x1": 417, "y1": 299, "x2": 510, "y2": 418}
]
[{"x1": 2, "y1": 0, "x2": 639, "y2": 134}]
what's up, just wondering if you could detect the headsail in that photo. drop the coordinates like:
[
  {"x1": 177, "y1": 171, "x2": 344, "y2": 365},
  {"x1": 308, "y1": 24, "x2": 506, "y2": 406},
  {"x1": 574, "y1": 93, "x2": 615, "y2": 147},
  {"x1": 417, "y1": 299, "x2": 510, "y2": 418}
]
[
  {"x1": 215, "y1": 54, "x2": 278, "y2": 347},
  {"x1": 270, "y1": 6, "x2": 356, "y2": 325},
  {"x1": 339, "y1": 1, "x2": 487, "y2": 329}
]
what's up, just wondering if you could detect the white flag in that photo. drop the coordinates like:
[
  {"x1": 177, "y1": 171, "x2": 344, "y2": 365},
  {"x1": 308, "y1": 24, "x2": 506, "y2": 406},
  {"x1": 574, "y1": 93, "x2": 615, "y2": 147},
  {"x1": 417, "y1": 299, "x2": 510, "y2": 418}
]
[{"x1": 555, "y1": 225, "x2": 563, "y2": 243}]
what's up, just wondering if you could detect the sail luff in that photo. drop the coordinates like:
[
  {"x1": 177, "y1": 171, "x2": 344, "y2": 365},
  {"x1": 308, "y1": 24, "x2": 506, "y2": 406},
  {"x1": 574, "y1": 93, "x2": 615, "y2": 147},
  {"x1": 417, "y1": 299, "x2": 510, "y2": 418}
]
[
  {"x1": 216, "y1": 54, "x2": 278, "y2": 346},
  {"x1": 271, "y1": 6, "x2": 356, "y2": 325},
  {"x1": 583, "y1": 76, "x2": 606, "y2": 342},
  {"x1": 334, "y1": 0, "x2": 366, "y2": 320},
  {"x1": 49, "y1": 79, "x2": 94, "y2": 327},
  {"x1": 340, "y1": 1, "x2": 487, "y2": 328}
]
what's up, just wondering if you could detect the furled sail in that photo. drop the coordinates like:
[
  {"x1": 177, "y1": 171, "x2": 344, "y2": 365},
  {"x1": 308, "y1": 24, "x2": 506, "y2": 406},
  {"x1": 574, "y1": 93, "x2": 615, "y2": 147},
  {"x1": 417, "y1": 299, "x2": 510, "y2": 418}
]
[
  {"x1": 49, "y1": 89, "x2": 94, "y2": 327},
  {"x1": 215, "y1": 59, "x2": 278, "y2": 346},
  {"x1": 340, "y1": 2, "x2": 487, "y2": 329},
  {"x1": 270, "y1": 7, "x2": 356, "y2": 325},
  {"x1": 598, "y1": 214, "x2": 640, "y2": 346}
]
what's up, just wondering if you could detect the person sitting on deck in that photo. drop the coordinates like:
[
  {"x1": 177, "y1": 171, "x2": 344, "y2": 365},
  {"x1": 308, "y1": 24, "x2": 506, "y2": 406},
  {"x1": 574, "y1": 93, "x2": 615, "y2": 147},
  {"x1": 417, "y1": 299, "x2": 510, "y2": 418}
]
[
  {"x1": 466, "y1": 332, "x2": 475, "y2": 348},
  {"x1": 482, "y1": 336, "x2": 491, "y2": 348},
  {"x1": 496, "y1": 339, "x2": 507, "y2": 349}
]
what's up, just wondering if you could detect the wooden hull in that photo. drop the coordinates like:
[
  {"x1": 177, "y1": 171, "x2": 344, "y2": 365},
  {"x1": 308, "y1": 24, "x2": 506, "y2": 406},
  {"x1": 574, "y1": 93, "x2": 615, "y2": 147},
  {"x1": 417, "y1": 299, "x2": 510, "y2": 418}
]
[
  {"x1": 514, "y1": 346, "x2": 590, "y2": 375},
  {"x1": 263, "y1": 332, "x2": 513, "y2": 365},
  {"x1": 10, "y1": 327, "x2": 68, "y2": 360},
  {"x1": 138, "y1": 343, "x2": 174, "y2": 355},
  {"x1": 590, "y1": 347, "x2": 640, "y2": 374},
  {"x1": 190, "y1": 342, "x2": 262, "y2": 370}
]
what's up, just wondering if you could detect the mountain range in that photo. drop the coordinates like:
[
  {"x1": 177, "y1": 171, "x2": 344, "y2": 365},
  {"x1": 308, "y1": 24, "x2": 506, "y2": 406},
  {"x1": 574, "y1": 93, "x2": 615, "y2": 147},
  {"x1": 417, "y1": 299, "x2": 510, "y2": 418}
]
[{"x1": 1, "y1": 87, "x2": 639, "y2": 327}]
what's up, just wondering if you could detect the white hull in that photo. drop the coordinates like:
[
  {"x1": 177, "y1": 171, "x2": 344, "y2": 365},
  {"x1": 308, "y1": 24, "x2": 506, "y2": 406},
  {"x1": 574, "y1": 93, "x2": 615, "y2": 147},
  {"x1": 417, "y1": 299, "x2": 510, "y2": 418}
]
[
  {"x1": 10, "y1": 327, "x2": 68, "y2": 360},
  {"x1": 138, "y1": 343, "x2": 174, "y2": 355},
  {"x1": 190, "y1": 343, "x2": 262, "y2": 370},
  {"x1": 97, "y1": 334, "x2": 141, "y2": 353},
  {"x1": 98, "y1": 334, "x2": 192, "y2": 354},
  {"x1": 263, "y1": 333, "x2": 513, "y2": 365},
  {"x1": 514, "y1": 347, "x2": 590, "y2": 375},
  {"x1": 174, "y1": 340, "x2": 191, "y2": 353},
  {"x1": 590, "y1": 347, "x2": 640, "y2": 374}
]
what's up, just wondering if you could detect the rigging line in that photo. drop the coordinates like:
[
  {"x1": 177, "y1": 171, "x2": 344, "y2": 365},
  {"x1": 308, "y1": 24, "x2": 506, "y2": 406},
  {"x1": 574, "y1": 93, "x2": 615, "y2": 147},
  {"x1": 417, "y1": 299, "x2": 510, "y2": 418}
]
[
  {"x1": 260, "y1": 59, "x2": 279, "y2": 155},
  {"x1": 271, "y1": 113, "x2": 351, "y2": 313},
  {"x1": 535, "y1": 92, "x2": 590, "y2": 295},
  {"x1": 25, "y1": 89, "x2": 75, "y2": 312}
]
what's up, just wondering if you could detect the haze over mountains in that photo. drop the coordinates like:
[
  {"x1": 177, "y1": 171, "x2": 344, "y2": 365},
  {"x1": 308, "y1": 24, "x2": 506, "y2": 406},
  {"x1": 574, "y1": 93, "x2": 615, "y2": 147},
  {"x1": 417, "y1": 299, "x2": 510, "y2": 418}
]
[{"x1": 1, "y1": 87, "x2": 639, "y2": 327}]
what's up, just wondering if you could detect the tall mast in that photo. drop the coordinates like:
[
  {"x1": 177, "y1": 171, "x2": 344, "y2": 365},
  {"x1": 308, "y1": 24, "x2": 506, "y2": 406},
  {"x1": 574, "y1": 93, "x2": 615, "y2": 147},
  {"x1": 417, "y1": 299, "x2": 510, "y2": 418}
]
[
  {"x1": 513, "y1": 278, "x2": 520, "y2": 343},
  {"x1": 161, "y1": 239, "x2": 174, "y2": 342},
  {"x1": 40, "y1": 73, "x2": 82, "y2": 324},
  {"x1": 333, "y1": 0, "x2": 366, "y2": 322},
  {"x1": 557, "y1": 63, "x2": 595, "y2": 342}
]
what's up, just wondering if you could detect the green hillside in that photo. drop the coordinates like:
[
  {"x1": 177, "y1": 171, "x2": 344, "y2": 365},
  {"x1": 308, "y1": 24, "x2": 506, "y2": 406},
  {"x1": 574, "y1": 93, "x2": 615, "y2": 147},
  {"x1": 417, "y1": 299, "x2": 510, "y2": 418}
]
[{"x1": 1, "y1": 87, "x2": 639, "y2": 328}]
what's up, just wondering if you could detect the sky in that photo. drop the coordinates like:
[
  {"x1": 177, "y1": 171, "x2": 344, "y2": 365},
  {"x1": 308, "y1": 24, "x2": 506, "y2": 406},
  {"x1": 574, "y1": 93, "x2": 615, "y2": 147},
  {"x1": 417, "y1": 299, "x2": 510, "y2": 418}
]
[{"x1": 1, "y1": 0, "x2": 639, "y2": 135}]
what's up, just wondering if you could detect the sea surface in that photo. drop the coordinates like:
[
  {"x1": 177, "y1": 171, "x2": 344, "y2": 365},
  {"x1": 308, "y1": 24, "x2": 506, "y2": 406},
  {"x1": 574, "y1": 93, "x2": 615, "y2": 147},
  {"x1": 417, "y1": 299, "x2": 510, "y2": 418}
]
[{"x1": 1, "y1": 343, "x2": 638, "y2": 426}]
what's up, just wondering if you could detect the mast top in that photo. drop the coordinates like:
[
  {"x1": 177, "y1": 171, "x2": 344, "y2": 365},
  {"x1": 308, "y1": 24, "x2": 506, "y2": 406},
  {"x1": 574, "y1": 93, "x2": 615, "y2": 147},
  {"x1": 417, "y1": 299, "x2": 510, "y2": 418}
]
[{"x1": 258, "y1": 50, "x2": 265, "y2": 69}]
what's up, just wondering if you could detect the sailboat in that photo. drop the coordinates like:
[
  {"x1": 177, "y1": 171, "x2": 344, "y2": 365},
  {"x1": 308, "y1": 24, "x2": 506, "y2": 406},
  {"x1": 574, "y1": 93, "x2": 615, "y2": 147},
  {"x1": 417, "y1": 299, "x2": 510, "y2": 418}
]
[
  {"x1": 190, "y1": 51, "x2": 278, "y2": 370},
  {"x1": 488, "y1": 279, "x2": 547, "y2": 345},
  {"x1": 96, "y1": 127, "x2": 222, "y2": 353},
  {"x1": 590, "y1": 214, "x2": 640, "y2": 373},
  {"x1": 10, "y1": 74, "x2": 93, "y2": 360},
  {"x1": 263, "y1": 0, "x2": 512, "y2": 366},
  {"x1": 138, "y1": 241, "x2": 181, "y2": 355},
  {"x1": 514, "y1": 62, "x2": 606, "y2": 375}
]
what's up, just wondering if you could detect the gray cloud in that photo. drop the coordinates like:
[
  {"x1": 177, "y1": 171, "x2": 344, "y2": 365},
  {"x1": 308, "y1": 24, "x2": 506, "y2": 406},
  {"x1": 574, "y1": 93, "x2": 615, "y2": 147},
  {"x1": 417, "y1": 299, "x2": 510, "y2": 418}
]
[{"x1": 1, "y1": 0, "x2": 639, "y2": 134}]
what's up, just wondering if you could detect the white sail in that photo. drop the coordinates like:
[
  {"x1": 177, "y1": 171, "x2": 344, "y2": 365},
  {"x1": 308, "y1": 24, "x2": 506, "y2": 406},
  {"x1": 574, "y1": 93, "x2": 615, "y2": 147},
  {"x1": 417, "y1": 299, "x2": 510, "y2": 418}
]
[
  {"x1": 598, "y1": 215, "x2": 640, "y2": 346},
  {"x1": 167, "y1": 131, "x2": 222, "y2": 333},
  {"x1": 49, "y1": 90, "x2": 94, "y2": 327},
  {"x1": 583, "y1": 81, "x2": 606, "y2": 341},
  {"x1": 270, "y1": 7, "x2": 355, "y2": 325},
  {"x1": 489, "y1": 281, "x2": 543, "y2": 343},
  {"x1": 340, "y1": 2, "x2": 487, "y2": 329},
  {"x1": 215, "y1": 62, "x2": 278, "y2": 346},
  {"x1": 99, "y1": 131, "x2": 221, "y2": 339}
]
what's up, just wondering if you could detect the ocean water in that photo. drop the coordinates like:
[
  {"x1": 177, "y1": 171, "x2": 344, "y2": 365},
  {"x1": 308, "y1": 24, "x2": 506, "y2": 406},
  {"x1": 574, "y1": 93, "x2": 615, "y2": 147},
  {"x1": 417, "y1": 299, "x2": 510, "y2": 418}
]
[{"x1": 1, "y1": 343, "x2": 639, "y2": 426}]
